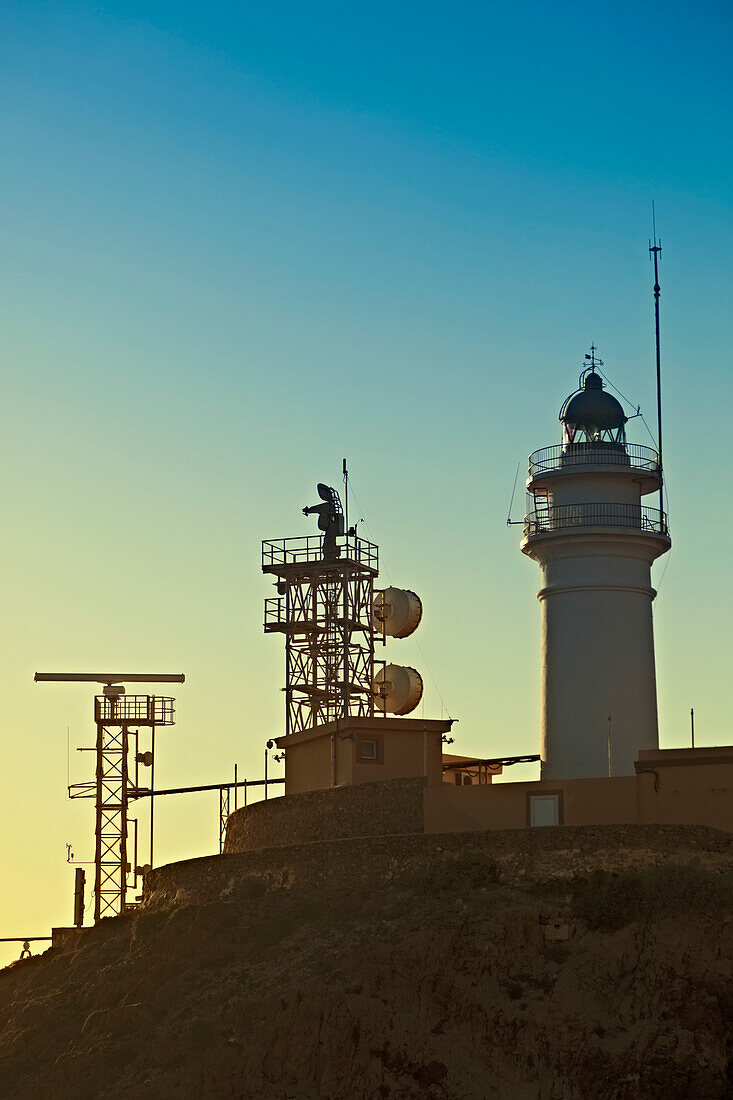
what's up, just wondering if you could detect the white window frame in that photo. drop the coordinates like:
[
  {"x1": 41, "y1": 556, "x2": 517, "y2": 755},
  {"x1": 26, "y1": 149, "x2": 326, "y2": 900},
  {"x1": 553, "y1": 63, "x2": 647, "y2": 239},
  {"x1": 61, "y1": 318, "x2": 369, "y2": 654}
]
[{"x1": 529, "y1": 793, "x2": 561, "y2": 827}]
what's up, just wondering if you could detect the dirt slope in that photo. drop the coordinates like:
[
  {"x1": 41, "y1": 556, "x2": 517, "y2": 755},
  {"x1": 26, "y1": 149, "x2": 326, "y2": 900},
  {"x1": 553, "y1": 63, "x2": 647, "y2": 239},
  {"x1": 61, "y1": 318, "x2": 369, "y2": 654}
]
[{"x1": 0, "y1": 826, "x2": 731, "y2": 1099}]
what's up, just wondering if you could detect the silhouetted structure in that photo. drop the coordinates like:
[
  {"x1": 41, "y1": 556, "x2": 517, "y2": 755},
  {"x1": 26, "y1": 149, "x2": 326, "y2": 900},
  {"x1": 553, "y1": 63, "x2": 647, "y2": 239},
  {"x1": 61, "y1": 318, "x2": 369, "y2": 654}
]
[
  {"x1": 34, "y1": 673, "x2": 184, "y2": 921},
  {"x1": 302, "y1": 483, "x2": 345, "y2": 561},
  {"x1": 264, "y1": 487, "x2": 378, "y2": 734}
]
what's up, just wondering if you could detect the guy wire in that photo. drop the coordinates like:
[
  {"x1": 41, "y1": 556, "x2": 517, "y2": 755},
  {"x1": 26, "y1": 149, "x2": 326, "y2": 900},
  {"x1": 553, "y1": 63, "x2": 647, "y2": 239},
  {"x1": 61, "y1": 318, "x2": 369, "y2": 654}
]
[{"x1": 348, "y1": 476, "x2": 454, "y2": 720}]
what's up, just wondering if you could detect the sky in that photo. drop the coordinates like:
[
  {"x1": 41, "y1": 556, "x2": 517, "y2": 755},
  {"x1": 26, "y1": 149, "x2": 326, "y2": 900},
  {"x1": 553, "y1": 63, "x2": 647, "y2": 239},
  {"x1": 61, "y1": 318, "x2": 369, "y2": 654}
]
[{"x1": 0, "y1": 0, "x2": 731, "y2": 962}]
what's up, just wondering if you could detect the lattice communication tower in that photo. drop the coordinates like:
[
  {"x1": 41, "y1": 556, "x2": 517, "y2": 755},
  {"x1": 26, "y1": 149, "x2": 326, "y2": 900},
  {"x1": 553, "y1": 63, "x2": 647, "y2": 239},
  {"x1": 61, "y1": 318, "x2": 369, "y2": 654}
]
[
  {"x1": 35, "y1": 673, "x2": 184, "y2": 922},
  {"x1": 263, "y1": 482, "x2": 379, "y2": 735}
]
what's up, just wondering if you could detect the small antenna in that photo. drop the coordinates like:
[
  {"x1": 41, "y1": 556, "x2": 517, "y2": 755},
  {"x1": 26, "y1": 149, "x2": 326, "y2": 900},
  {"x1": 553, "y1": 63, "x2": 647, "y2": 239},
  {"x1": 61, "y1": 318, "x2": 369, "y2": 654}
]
[
  {"x1": 649, "y1": 202, "x2": 664, "y2": 520},
  {"x1": 342, "y1": 458, "x2": 349, "y2": 535}
]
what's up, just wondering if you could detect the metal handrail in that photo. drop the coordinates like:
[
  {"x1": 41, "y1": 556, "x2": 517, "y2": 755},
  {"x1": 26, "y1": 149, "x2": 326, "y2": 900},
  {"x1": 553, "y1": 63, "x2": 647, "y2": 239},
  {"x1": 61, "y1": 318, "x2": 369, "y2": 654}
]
[
  {"x1": 528, "y1": 442, "x2": 659, "y2": 479},
  {"x1": 524, "y1": 502, "x2": 669, "y2": 537},
  {"x1": 262, "y1": 534, "x2": 378, "y2": 571},
  {"x1": 93, "y1": 695, "x2": 176, "y2": 725},
  {"x1": 264, "y1": 597, "x2": 284, "y2": 626}
]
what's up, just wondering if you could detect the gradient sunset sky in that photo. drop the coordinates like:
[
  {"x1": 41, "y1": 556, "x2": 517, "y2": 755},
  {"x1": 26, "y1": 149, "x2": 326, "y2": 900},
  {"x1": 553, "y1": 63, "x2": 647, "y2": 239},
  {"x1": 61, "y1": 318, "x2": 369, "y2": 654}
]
[{"x1": 1, "y1": 0, "x2": 731, "y2": 958}]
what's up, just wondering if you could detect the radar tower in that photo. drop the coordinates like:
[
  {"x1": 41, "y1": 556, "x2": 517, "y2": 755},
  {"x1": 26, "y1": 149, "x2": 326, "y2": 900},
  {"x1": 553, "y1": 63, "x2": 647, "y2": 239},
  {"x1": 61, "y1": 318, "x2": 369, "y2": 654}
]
[{"x1": 34, "y1": 672, "x2": 184, "y2": 921}]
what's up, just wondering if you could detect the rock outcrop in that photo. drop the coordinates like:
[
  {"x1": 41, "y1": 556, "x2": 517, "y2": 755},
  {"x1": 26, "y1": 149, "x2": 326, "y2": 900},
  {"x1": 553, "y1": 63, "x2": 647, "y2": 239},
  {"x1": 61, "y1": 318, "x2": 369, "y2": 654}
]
[{"x1": 0, "y1": 825, "x2": 731, "y2": 1098}]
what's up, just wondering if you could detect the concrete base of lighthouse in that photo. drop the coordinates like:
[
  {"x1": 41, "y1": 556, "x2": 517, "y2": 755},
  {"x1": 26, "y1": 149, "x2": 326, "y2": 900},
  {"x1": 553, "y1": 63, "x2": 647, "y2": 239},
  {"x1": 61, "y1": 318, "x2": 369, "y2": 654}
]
[{"x1": 524, "y1": 527, "x2": 671, "y2": 780}]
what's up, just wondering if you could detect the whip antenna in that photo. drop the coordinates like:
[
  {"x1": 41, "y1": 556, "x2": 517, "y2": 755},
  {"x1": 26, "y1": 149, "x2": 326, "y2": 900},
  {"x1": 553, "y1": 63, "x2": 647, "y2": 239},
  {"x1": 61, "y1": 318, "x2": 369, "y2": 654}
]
[
  {"x1": 506, "y1": 462, "x2": 521, "y2": 526},
  {"x1": 649, "y1": 201, "x2": 664, "y2": 519}
]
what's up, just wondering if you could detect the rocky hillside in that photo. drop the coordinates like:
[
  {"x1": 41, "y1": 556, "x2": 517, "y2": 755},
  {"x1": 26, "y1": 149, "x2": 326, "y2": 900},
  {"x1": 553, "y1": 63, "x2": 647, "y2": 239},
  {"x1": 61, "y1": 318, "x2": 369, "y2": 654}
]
[{"x1": 0, "y1": 824, "x2": 731, "y2": 1099}]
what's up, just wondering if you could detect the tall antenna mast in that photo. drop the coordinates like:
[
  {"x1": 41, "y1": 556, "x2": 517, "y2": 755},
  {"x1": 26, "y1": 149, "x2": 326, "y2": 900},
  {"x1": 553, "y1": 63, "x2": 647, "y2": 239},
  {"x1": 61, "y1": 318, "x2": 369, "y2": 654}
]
[
  {"x1": 649, "y1": 202, "x2": 664, "y2": 519},
  {"x1": 343, "y1": 457, "x2": 349, "y2": 535}
]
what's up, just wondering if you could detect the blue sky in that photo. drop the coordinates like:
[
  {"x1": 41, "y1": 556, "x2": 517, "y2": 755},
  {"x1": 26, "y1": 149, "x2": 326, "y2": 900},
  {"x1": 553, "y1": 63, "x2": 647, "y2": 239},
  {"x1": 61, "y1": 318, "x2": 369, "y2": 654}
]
[{"x1": 0, "y1": 0, "x2": 731, "y2": 955}]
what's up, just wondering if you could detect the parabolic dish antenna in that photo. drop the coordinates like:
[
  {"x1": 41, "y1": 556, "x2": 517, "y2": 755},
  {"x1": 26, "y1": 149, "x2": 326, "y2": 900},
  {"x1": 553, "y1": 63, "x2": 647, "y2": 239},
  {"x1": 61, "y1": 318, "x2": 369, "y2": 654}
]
[
  {"x1": 373, "y1": 663, "x2": 424, "y2": 716},
  {"x1": 372, "y1": 587, "x2": 423, "y2": 639}
]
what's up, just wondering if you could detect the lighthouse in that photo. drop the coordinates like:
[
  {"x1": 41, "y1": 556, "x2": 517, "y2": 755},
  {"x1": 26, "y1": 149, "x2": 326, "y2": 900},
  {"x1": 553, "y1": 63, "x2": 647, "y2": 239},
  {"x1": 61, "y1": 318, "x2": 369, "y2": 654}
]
[{"x1": 521, "y1": 352, "x2": 671, "y2": 780}]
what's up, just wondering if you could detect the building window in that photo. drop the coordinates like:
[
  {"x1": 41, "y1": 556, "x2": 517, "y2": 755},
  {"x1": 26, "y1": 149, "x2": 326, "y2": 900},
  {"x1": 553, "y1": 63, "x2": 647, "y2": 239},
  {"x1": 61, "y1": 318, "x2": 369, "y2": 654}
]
[
  {"x1": 528, "y1": 793, "x2": 561, "y2": 827},
  {"x1": 359, "y1": 739, "x2": 378, "y2": 760}
]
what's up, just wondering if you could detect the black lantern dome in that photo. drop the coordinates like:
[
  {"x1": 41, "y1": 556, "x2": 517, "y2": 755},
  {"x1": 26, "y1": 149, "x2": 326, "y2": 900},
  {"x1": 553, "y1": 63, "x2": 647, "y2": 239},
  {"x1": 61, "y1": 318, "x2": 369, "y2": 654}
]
[{"x1": 560, "y1": 369, "x2": 627, "y2": 445}]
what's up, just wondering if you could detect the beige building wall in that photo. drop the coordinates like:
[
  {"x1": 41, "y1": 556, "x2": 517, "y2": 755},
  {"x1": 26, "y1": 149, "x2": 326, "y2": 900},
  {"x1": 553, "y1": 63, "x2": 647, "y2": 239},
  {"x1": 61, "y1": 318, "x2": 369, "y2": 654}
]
[
  {"x1": 635, "y1": 747, "x2": 733, "y2": 832},
  {"x1": 225, "y1": 749, "x2": 732, "y2": 854},
  {"x1": 283, "y1": 734, "x2": 334, "y2": 795},
  {"x1": 423, "y1": 748, "x2": 733, "y2": 834},
  {"x1": 277, "y1": 716, "x2": 453, "y2": 795}
]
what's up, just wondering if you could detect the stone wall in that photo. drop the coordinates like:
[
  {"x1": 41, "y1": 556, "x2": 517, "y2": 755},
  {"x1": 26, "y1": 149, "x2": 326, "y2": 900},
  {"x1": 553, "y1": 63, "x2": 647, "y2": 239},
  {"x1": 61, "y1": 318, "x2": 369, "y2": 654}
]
[
  {"x1": 144, "y1": 823, "x2": 733, "y2": 913},
  {"x1": 223, "y1": 777, "x2": 425, "y2": 853}
]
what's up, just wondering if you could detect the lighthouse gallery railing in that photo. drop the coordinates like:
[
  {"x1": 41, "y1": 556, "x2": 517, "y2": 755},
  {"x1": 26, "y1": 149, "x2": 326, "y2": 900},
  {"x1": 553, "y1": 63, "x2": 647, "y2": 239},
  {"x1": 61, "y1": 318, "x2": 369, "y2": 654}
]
[
  {"x1": 524, "y1": 502, "x2": 668, "y2": 537},
  {"x1": 528, "y1": 442, "x2": 659, "y2": 479}
]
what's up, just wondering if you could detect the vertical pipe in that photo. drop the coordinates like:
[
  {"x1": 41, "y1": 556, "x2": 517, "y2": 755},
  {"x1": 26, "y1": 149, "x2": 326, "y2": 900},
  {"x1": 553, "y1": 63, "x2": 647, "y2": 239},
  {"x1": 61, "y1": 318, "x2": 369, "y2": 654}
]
[
  {"x1": 234, "y1": 763, "x2": 238, "y2": 810},
  {"x1": 120, "y1": 725, "x2": 129, "y2": 914},
  {"x1": 264, "y1": 748, "x2": 268, "y2": 799},
  {"x1": 285, "y1": 578, "x2": 292, "y2": 736},
  {"x1": 94, "y1": 718, "x2": 103, "y2": 923},
  {"x1": 342, "y1": 563, "x2": 349, "y2": 722},
  {"x1": 607, "y1": 715, "x2": 612, "y2": 778},
  {"x1": 310, "y1": 576, "x2": 318, "y2": 729},
  {"x1": 149, "y1": 726, "x2": 156, "y2": 868},
  {"x1": 219, "y1": 788, "x2": 225, "y2": 854}
]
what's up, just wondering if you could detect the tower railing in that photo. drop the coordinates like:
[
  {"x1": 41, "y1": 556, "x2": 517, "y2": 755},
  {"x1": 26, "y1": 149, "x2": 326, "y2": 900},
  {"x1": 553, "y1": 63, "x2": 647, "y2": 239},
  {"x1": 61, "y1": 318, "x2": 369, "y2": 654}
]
[
  {"x1": 93, "y1": 695, "x2": 176, "y2": 725},
  {"x1": 524, "y1": 502, "x2": 668, "y2": 538},
  {"x1": 262, "y1": 535, "x2": 378, "y2": 573},
  {"x1": 528, "y1": 442, "x2": 659, "y2": 479}
]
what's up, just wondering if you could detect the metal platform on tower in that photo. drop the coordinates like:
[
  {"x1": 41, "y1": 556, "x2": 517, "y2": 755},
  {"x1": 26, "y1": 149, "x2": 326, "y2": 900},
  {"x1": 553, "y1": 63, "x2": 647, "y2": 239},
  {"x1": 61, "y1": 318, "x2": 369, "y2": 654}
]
[{"x1": 262, "y1": 534, "x2": 378, "y2": 574}]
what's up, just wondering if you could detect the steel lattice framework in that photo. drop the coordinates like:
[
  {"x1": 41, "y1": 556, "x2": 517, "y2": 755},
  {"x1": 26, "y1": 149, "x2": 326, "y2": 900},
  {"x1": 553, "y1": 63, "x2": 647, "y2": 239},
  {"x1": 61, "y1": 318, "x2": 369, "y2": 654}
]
[
  {"x1": 34, "y1": 674, "x2": 183, "y2": 925},
  {"x1": 94, "y1": 721, "x2": 129, "y2": 920},
  {"x1": 263, "y1": 535, "x2": 379, "y2": 735},
  {"x1": 69, "y1": 695, "x2": 176, "y2": 921}
]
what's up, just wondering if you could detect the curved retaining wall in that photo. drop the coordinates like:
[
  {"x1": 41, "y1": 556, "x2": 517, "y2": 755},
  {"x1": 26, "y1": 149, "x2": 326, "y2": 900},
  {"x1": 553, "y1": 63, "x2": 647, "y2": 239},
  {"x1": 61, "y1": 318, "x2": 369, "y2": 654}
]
[
  {"x1": 224, "y1": 777, "x2": 425, "y2": 853},
  {"x1": 143, "y1": 823, "x2": 733, "y2": 913}
]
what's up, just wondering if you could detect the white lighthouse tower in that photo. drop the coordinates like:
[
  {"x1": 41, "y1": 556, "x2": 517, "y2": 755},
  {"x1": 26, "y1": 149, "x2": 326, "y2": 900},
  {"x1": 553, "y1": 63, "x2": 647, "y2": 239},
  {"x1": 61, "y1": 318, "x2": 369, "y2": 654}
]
[{"x1": 521, "y1": 351, "x2": 670, "y2": 780}]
